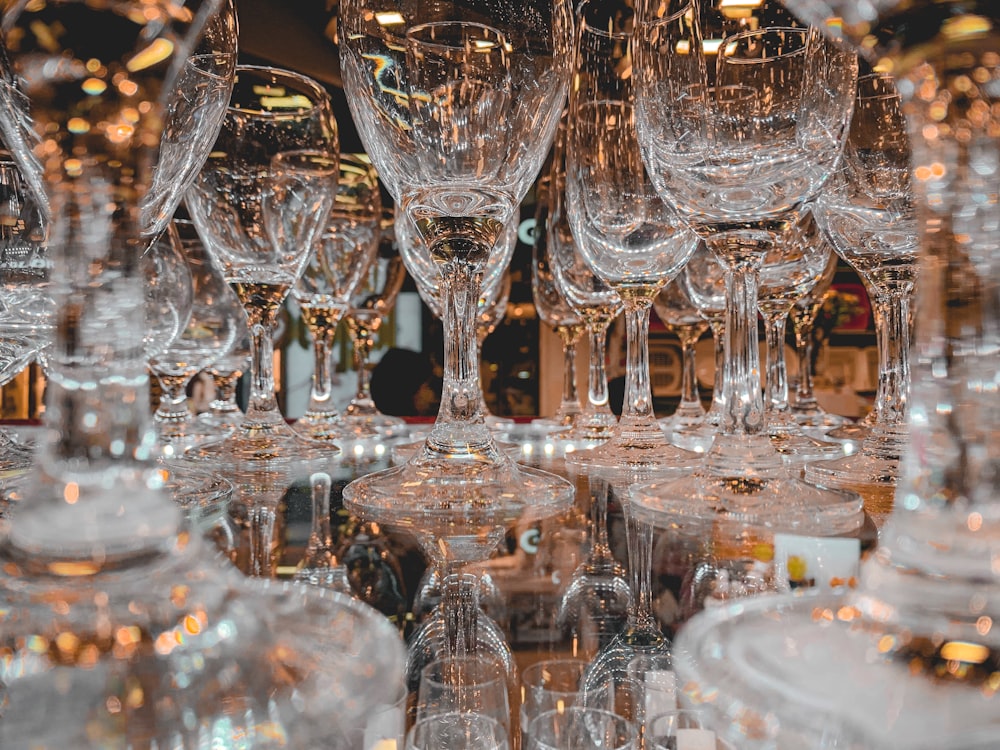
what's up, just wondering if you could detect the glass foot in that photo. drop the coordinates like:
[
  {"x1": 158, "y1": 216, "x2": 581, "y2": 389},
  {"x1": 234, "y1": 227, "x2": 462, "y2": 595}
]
[
  {"x1": 296, "y1": 410, "x2": 380, "y2": 442},
  {"x1": 826, "y1": 421, "x2": 871, "y2": 441},
  {"x1": 791, "y1": 404, "x2": 850, "y2": 429},
  {"x1": 155, "y1": 419, "x2": 234, "y2": 458},
  {"x1": 192, "y1": 417, "x2": 340, "y2": 463},
  {"x1": 767, "y1": 413, "x2": 845, "y2": 463},
  {"x1": 804, "y1": 449, "x2": 901, "y2": 527},
  {"x1": 566, "y1": 418, "x2": 702, "y2": 479},
  {"x1": 343, "y1": 412, "x2": 409, "y2": 438}
]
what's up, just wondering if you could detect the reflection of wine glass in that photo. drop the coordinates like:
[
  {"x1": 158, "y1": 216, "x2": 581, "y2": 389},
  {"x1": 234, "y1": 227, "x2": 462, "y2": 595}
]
[
  {"x1": 0, "y1": 2, "x2": 405, "y2": 744},
  {"x1": 340, "y1": 2, "x2": 575, "y2": 635},
  {"x1": 532, "y1": 175, "x2": 586, "y2": 433},
  {"x1": 188, "y1": 66, "x2": 341, "y2": 463},
  {"x1": 149, "y1": 218, "x2": 241, "y2": 455},
  {"x1": 344, "y1": 251, "x2": 408, "y2": 436},
  {"x1": 293, "y1": 153, "x2": 382, "y2": 443},
  {"x1": 633, "y1": 10, "x2": 863, "y2": 532},
  {"x1": 653, "y1": 278, "x2": 709, "y2": 448},
  {"x1": 564, "y1": 0, "x2": 700, "y2": 477}
]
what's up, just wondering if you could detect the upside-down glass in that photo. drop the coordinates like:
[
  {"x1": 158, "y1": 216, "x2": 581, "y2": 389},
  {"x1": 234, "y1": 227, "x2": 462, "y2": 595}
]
[
  {"x1": 565, "y1": 0, "x2": 701, "y2": 476},
  {"x1": 808, "y1": 72, "x2": 918, "y2": 517},
  {"x1": 668, "y1": 0, "x2": 1000, "y2": 745},
  {"x1": 632, "y1": 8, "x2": 863, "y2": 532},
  {"x1": 0, "y1": 2, "x2": 405, "y2": 744},
  {"x1": 339, "y1": 2, "x2": 576, "y2": 568},
  {"x1": 188, "y1": 66, "x2": 341, "y2": 463},
  {"x1": 149, "y1": 218, "x2": 241, "y2": 455},
  {"x1": 293, "y1": 153, "x2": 382, "y2": 443},
  {"x1": 526, "y1": 707, "x2": 638, "y2": 750},
  {"x1": 531, "y1": 173, "x2": 586, "y2": 433}
]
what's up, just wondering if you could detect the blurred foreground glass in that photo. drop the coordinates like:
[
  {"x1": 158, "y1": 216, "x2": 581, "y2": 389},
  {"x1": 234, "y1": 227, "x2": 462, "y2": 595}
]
[{"x1": 526, "y1": 707, "x2": 638, "y2": 750}]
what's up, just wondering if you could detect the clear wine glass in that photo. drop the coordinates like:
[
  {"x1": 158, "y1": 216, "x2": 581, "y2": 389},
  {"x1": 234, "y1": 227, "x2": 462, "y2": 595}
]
[
  {"x1": 806, "y1": 71, "x2": 918, "y2": 521},
  {"x1": 564, "y1": 0, "x2": 701, "y2": 477},
  {"x1": 531, "y1": 173, "x2": 586, "y2": 434},
  {"x1": 149, "y1": 218, "x2": 242, "y2": 455},
  {"x1": 632, "y1": 7, "x2": 864, "y2": 532},
  {"x1": 343, "y1": 249, "x2": 409, "y2": 437},
  {"x1": 652, "y1": 278, "x2": 709, "y2": 449},
  {"x1": 548, "y1": 124, "x2": 624, "y2": 445},
  {"x1": 187, "y1": 66, "x2": 341, "y2": 463},
  {"x1": 293, "y1": 153, "x2": 382, "y2": 443},
  {"x1": 408, "y1": 712, "x2": 510, "y2": 750},
  {"x1": 525, "y1": 707, "x2": 638, "y2": 750},
  {"x1": 0, "y1": 2, "x2": 406, "y2": 744},
  {"x1": 788, "y1": 247, "x2": 847, "y2": 429},
  {"x1": 339, "y1": 3, "x2": 576, "y2": 626},
  {"x1": 757, "y1": 210, "x2": 844, "y2": 461}
]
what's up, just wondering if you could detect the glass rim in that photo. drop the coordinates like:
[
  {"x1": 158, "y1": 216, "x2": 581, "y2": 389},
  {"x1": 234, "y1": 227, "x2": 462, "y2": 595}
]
[
  {"x1": 578, "y1": 0, "x2": 633, "y2": 41},
  {"x1": 857, "y1": 71, "x2": 900, "y2": 101},
  {"x1": 526, "y1": 706, "x2": 637, "y2": 750},
  {"x1": 229, "y1": 64, "x2": 330, "y2": 118},
  {"x1": 719, "y1": 26, "x2": 809, "y2": 64},
  {"x1": 405, "y1": 20, "x2": 509, "y2": 53},
  {"x1": 635, "y1": 0, "x2": 696, "y2": 28}
]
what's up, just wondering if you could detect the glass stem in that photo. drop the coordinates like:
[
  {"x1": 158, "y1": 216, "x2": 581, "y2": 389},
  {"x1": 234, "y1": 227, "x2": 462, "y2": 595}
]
[
  {"x1": 588, "y1": 475, "x2": 614, "y2": 561},
  {"x1": 154, "y1": 372, "x2": 194, "y2": 423},
  {"x1": 307, "y1": 326, "x2": 337, "y2": 416},
  {"x1": 705, "y1": 317, "x2": 726, "y2": 424},
  {"x1": 623, "y1": 499, "x2": 656, "y2": 632},
  {"x1": 620, "y1": 294, "x2": 655, "y2": 423},
  {"x1": 712, "y1": 235, "x2": 768, "y2": 436},
  {"x1": 427, "y1": 259, "x2": 489, "y2": 453},
  {"x1": 303, "y1": 470, "x2": 336, "y2": 568},
  {"x1": 871, "y1": 288, "x2": 911, "y2": 431},
  {"x1": 210, "y1": 368, "x2": 243, "y2": 415},
  {"x1": 249, "y1": 500, "x2": 278, "y2": 578},
  {"x1": 556, "y1": 324, "x2": 583, "y2": 419},
  {"x1": 586, "y1": 319, "x2": 613, "y2": 414},
  {"x1": 244, "y1": 301, "x2": 283, "y2": 426},
  {"x1": 793, "y1": 310, "x2": 819, "y2": 409},
  {"x1": 352, "y1": 320, "x2": 375, "y2": 405},
  {"x1": 674, "y1": 324, "x2": 706, "y2": 419},
  {"x1": 763, "y1": 309, "x2": 792, "y2": 414},
  {"x1": 442, "y1": 571, "x2": 480, "y2": 658}
]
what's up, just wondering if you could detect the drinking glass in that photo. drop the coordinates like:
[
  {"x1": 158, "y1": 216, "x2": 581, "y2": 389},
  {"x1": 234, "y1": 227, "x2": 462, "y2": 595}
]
[
  {"x1": 653, "y1": 278, "x2": 709, "y2": 447},
  {"x1": 343, "y1": 251, "x2": 409, "y2": 436},
  {"x1": 632, "y1": 8, "x2": 863, "y2": 532},
  {"x1": 417, "y1": 654, "x2": 512, "y2": 734},
  {"x1": 188, "y1": 66, "x2": 341, "y2": 463},
  {"x1": 340, "y1": 1, "x2": 576, "y2": 588},
  {"x1": 808, "y1": 72, "x2": 918, "y2": 517},
  {"x1": 526, "y1": 707, "x2": 638, "y2": 750},
  {"x1": 564, "y1": 0, "x2": 701, "y2": 477},
  {"x1": 520, "y1": 659, "x2": 591, "y2": 730},
  {"x1": 531, "y1": 173, "x2": 586, "y2": 433},
  {"x1": 0, "y1": 3, "x2": 406, "y2": 744},
  {"x1": 293, "y1": 153, "x2": 382, "y2": 443},
  {"x1": 548, "y1": 127, "x2": 624, "y2": 445},
  {"x1": 788, "y1": 247, "x2": 847, "y2": 428},
  {"x1": 757, "y1": 211, "x2": 844, "y2": 461},
  {"x1": 149, "y1": 218, "x2": 242, "y2": 455},
  {"x1": 408, "y1": 712, "x2": 510, "y2": 750}
]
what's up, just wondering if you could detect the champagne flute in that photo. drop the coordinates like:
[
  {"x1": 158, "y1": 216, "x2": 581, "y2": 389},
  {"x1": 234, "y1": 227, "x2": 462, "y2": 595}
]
[
  {"x1": 293, "y1": 153, "x2": 382, "y2": 443},
  {"x1": 187, "y1": 66, "x2": 341, "y2": 463}
]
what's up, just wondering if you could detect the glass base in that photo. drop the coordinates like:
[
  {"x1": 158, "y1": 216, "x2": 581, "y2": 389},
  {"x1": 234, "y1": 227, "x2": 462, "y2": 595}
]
[
  {"x1": 344, "y1": 437, "x2": 574, "y2": 565},
  {"x1": 674, "y1": 588, "x2": 1000, "y2": 749},
  {"x1": 826, "y1": 421, "x2": 871, "y2": 441},
  {"x1": 630, "y1": 434, "x2": 864, "y2": 536},
  {"x1": 343, "y1": 411, "x2": 409, "y2": 438},
  {"x1": 791, "y1": 403, "x2": 850, "y2": 428},
  {"x1": 767, "y1": 413, "x2": 845, "y2": 463},
  {"x1": 804, "y1": 449, "x2": 901, "y2": 528},
  {"x1": 566, "y1": 418, "x2": 702, "y2": 480},
  {"x1": 192, "y1": 416, "x2": 340, "y2": 463},
  {"x1": 661, "y1": 416, "x2": 717, "y2": 455},
  {"x1": 296, "y1": 410, "x2": 380, "y2": 442},
  {"x1": 155, "y1": 418, "x2": 234, "y2": 458},
  {"x1": 197, "y1": 408, "x2": 244, "y2": 431}
]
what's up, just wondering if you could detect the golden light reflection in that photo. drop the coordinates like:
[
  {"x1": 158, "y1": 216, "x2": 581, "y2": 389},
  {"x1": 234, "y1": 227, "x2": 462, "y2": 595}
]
[
  {"x1": 126, "y1": 37, "x2": 175, "y2": 72},
  {"x1": 63, "y1": 482, "x2": 79, "y2": 505},
  {"x1": 940, "y1": 641, "x2": 990, "y2": 664}
]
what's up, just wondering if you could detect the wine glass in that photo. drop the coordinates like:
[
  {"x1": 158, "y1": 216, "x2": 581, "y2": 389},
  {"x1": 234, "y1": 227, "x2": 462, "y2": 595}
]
[
  {"x1": 416, "y1": 654, "x2": 512, "y2": 735},
  {"x1": 531, "y1": 173, "x2": 586, "y2": 433},
  {"x1": 187, "y1": 66, "x2": 341, "y2": 463},
  {"x1": 788, "y1": 247, "x2": 847, "y2": 429},
  {"x1": 807, "y1": 72, "x2": 918, "y2": 519},
  {"x1": 293, "y1": 153, "x2": 382, "y2": 443},
  {"x1": 564, "y1": 0, "x2": 701, "y2": 477},
  {"x1": 667, "y1": 2, "x2": 1000, "y2": 745},
  {"x1": 149, "y1": 218, "x2": 242, "y2": 455},
  {"x1": 408, "y1": 712, "x2": 510, "y2": 750},
  {"x1": 343, "y1": 248, "x2": 409, "y2": 437},
  {"x1": 652, "y1": 278, "x2": 709, "y2": 448},
  {"x1": 0, "y1": 2, "x2": 406, "y2": 744},
  {"x1": 548, "y1": 125, "x2": 624, "y2": 445},
  {"x1": 525, "y1": 707, "x2": 638, "y2": 750},
  {"x1": 757, "y1": 210, "x2": 844, "y2": 461},
  {"x1": 632, "y1": 7, "x2": 864, "y2": 532},
  {"x1": 339, "y1": 2, "x2": 576, "y2": 620}
]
